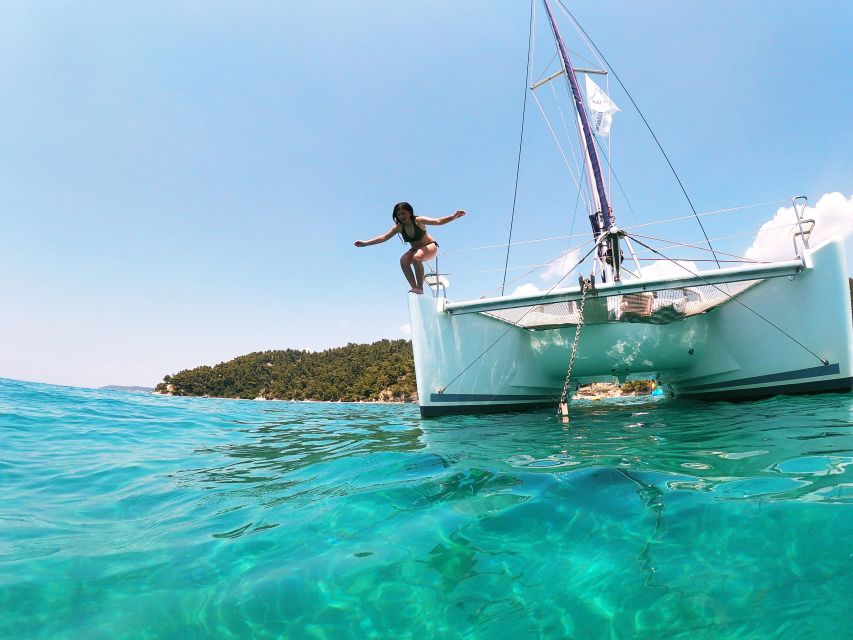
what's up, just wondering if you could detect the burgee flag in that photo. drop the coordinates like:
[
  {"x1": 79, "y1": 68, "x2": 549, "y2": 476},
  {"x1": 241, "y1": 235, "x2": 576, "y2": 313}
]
[{"x1": 585, "y1": 75, "x2": 620, "y2": 136}]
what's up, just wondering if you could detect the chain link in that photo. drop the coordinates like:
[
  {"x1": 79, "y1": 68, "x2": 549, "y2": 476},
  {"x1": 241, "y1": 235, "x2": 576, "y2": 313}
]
[{"x1": 557, "y1": 278, "x2": 592, "y2": 419}]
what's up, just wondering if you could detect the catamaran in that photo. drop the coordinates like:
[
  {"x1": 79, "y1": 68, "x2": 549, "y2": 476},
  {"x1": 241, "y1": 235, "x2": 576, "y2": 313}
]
[{"x1": 408, "y1": 0, "x2": 852, "y2": 417}]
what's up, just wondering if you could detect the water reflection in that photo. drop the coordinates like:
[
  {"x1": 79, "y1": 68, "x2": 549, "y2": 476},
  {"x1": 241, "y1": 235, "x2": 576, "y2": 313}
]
[
  {"x1": 171, "y1": 393, "x2": 851, "y2": 545},
  {"x1": 4, "y1": 380, "x2": 851, "y2": 640},
  {"x1": 417, "y1": 393, "x2": 853, "y2": 504},
  {"x1": 185, "y1": 403, "x2": 426, "y2": 484}
]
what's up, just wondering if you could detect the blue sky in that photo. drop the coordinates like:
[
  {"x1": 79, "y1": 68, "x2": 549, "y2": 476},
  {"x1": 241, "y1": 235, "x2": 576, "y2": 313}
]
[{"x1": 2, "y1": 1, "x2": 851, "y2": 388}]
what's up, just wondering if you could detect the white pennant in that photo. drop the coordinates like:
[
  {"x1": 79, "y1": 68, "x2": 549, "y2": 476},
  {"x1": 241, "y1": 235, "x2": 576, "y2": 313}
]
[{"x1": 585, "y1": 75, "x2": 620, "y2": 136}]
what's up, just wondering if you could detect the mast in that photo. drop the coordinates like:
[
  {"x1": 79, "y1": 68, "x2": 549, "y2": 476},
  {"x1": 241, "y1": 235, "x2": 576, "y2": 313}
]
[{"x1": 541, "y1": 0, "x2": 613, "y2": 235}]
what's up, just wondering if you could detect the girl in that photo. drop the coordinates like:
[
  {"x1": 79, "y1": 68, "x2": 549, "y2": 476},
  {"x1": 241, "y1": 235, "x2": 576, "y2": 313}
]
[{"x1": 354, "y1": 202, "x2": 466, "y2": 294}]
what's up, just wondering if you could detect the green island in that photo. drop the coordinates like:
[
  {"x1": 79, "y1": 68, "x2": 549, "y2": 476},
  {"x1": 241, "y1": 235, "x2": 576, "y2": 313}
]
[{"x1": 155, "y1": 339, "x2": 417, "y2": 402}]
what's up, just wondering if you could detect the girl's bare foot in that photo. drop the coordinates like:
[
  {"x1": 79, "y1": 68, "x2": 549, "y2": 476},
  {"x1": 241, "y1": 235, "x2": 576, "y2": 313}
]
[{"x1": 409, "y1": 287, "x2": 424, "y2": 294}]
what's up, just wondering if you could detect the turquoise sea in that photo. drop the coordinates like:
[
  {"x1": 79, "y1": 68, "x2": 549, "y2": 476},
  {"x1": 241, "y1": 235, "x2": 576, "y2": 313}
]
[{"x1": 1, "y1": 377, "x2": 851, "y2": 639}]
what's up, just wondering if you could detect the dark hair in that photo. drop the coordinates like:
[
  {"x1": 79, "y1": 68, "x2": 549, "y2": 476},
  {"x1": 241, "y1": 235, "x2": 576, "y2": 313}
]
[{"x1": 392, "y1": 201, "x2": 414, "y2": 224}]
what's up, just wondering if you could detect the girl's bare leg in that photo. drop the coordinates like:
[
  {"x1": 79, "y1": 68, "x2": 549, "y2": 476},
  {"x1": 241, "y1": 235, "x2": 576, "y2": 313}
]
[
  {"x1": 400, "y1": 251, "x2": 417, "y2": 289},
  {"x1": 412, "y1": 261, "x2": 425, "y2": 292},
  {"x1": 411, "y1": 244, "x2": 438, "y2": 293}
]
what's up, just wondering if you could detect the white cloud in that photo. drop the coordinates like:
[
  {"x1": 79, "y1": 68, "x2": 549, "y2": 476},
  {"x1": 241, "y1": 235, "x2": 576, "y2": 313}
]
[
  {"x1": 745, "y1": 192, "x2": 853, "y2": 262},
  {"x1": 636, "y1": 260, "x2": 699, "y2": 279},
  {"x1": 540, "y1": 248, "x2": 581, "y2": 282},
  {"x1": 509, "y1": 248, "x2": 582, "y2": 297},
  {"x1": 400, "y1": 323, "x2": 411, "y2": 336},
  {"x1": 511, "y1": 282, "x2": 544, "y2": 296}
]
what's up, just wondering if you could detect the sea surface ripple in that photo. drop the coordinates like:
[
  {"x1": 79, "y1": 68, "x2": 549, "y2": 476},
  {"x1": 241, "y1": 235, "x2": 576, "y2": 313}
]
[{"x1": 1, "y1": 377, "x2": 851, "y2": 639}]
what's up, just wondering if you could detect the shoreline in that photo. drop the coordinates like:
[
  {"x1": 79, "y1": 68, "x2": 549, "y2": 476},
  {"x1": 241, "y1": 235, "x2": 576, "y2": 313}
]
[
  {"x1": 153, "y1": 391, "x2": 415, "y2": 404},
  {"x1": 153, "y1": 384, "x2": 653, "y2": 404}
]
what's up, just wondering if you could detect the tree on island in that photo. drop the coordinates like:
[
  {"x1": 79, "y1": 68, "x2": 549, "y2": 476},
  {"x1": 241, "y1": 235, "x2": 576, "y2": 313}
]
[{"x1": 155, "y1": 339, "x2": 417, "y2": 402}]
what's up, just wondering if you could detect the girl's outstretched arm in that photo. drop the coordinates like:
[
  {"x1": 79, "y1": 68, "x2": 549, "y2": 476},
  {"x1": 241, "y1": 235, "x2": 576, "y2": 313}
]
[
  {"x1": 354, "y1": 225, "x2": 399, "y2": 247},
  {"x1": 418, "y1": 210, "x2": 466, "y2": 226}
]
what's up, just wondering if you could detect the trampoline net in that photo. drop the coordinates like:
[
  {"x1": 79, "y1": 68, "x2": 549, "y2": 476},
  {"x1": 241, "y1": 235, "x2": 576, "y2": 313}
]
[{"x1": 483, "y1": 279, "x2": 762, "y2": 329}]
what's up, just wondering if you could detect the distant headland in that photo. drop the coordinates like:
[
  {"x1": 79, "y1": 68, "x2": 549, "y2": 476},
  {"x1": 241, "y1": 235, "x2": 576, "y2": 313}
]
[{"x1": 154, "y1": 339, "x2": 417, "y2": 403}]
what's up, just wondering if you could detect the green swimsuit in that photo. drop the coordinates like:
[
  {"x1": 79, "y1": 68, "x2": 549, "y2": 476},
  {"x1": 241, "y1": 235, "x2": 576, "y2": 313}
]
[{"x1": 399, "y1": 222, "x2": 426, "y2": 243}]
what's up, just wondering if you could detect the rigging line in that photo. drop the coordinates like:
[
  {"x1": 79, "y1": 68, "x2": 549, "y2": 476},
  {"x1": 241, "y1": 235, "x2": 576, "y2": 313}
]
[
  {"x1": 439, "y1": 203, "x2": 789, "y2": 257},
  {"x1": 629, "y1": 236, "x2": 829, "y2": 366},
  {"x1": 631, "y1": 257, "x2": 754, "y2": 263},
  {"x1": 622, "y1": 199, "x2": 789, "y2": 232},
  {"x1": 553, "y1": 54, "x2": 640, "y2": 225},
  {"x1": 549, "y1": 76, "x2": 585, "y2": 197},
  {"x1": 562, "y1": 163, "x2": 586, "y2": 274},
  {"x1": 440, "y1": 238, "x2": 605, "y2": 394},
  {"x1": 628, "y1": 224, "x2": 799, "y2": 253},
  {"x1": 564, "y1": 45, "x2": 601, "y2": 70},
  {"x1": 502, "y1": 0, "x2": 535, "y2": 296},
  {"x1": 532, "y1": 50, "x2": 560, "y2": 86},
  {"x1": 443, "y1": 199, "x2": 786, "y2": 256},
  {"x1": 554, "y1": 1, "x2": 607, "y2": 74},
  {"x1": 441, "y1": 228, "x2": 598, "y2": 255},
  {"x1": 546, "y1": 31, "x2": 591, "y2": 262},
  {"x1": 531, "y1": 90, "x2": 590, "y2": 210},
  {"x1": 555, "y1": 69, "x2": 640, "y2": 225},
  {"x1": 478, "y1": 237, "x2": 596, "y2": 297},
  {"x1": 470, "y1": 258, "x2": 588, "y2": 274},
  {"x1": 585, "y1": 121, "x2": 642, "y2": 223},
  {"x1": 705, "y1": 222, "x2": 800, "y2": 244},
  {"x1": 605, "y1": 73, "x2": 613, "y2": 205},
  {"x1": 628, "y1": 232, "x2": 757, "y2": 263},
  {"x1": 554, "y1": 0, "x2": 627, "y2": 218},
  {"x1": 452, "y1": 223, "x2": 787, "y2": 279},
  {"x1": 631, "y1": 222, "x2": 797, "y2": 251},
  {"x1": 556, "y1": 85, "x2": 590, "y2": 273},
  {"x1": 556, "y1": 0, "x2": 721, "y2": 268}
]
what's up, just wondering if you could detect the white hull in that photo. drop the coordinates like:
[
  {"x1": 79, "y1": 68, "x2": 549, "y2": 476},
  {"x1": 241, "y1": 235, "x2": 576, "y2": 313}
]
[{"x1": 409, "y1": 238, "x2": 853, "y2": 417}]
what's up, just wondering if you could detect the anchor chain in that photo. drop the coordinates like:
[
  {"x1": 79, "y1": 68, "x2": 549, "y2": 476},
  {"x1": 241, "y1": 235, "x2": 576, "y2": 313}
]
[{"x1": 558, "y1": 277, "x2": 592, "y2": 420}]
